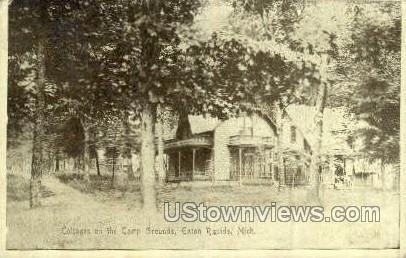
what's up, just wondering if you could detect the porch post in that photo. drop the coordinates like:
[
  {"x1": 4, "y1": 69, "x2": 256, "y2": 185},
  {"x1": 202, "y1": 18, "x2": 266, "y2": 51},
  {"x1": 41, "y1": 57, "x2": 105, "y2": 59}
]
[
  {"x1": 239, "y1": 148, "x2": 243, "y2": 186},
  {"x1": 343, "y1": 157, "x2": 346, "y2": 175},
  {"x1": 178, "y1": 151, "x2": 181, "y2": 179},
  {"x1": 192, "y1": 148, "x2": 196, "y2": 179},
  {"x1": 329, "y1": 155, "x2": 335, "y2": 185},
  {"x1": 343, "y1": 156, "x2": 348, "y2": 187}
]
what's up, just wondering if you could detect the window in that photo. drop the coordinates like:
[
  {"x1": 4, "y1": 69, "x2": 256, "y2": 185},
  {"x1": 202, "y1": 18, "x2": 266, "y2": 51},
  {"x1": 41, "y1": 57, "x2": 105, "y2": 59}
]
[
  {"x1": 274, "y1": 166, "x2": 279, "y2": 181},
  {"x1": 260, "y1": 149, "x2": 273, "y2": 178},
  {"x1": 290, "y1": 126, "x2": 297, "y2": 143},
  {"x1": 304, "y1": 139, "x2": 311, "y2": 152},
  {"x1": 243, "y1": 115, "x2": 253, "y2": 135}
]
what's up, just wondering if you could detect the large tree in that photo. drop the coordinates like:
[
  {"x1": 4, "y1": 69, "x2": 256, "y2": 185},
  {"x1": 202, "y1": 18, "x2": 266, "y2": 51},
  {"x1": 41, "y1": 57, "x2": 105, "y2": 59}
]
[
  {"x1": 9, "y1": 0, "x2": 326, "y2": 210},
  {"x1": 9, "y1": 0, "x2": 126, "y2": 206},
  {"x1": 226, "y1": 0, "x2": 331, "y2": 200},
  {"x1": 9, "y1": 0, "x2": 53, "y2": 207},
  {"x1": 69, "y1": 0, "x2": 317, "y2": 210},
  {"x1": 333, "y1": 3, "x2": 401, "y2": 164}
]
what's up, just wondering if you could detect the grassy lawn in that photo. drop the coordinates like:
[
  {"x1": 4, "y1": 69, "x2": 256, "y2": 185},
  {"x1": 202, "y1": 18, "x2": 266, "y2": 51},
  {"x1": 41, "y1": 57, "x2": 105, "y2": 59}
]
[
  {"x1": 53, "y1": 173, "x2": 397, "y2": 205},
  {"x1": 50, "y1": 173, "x2": 323, "y2": 208},
  {"x1": 6, "y1": 172, "x2": 400, "y2": 250}
]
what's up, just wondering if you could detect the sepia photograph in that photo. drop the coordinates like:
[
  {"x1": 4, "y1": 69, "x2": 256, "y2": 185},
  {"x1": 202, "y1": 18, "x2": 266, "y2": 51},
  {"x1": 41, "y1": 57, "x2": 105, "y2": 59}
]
[{"x1": 3, "y1": 0, "x2": 402, "y2": 255}]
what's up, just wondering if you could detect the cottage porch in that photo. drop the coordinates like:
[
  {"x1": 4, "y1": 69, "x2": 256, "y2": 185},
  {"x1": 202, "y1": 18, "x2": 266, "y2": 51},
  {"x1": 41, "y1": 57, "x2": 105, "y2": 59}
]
[
  {"x1": 228, "y1": 134, "x2": 277, "y2": 184},
  {"x1": 164, "y1": 134, "x2": 213, "y2": 182}
]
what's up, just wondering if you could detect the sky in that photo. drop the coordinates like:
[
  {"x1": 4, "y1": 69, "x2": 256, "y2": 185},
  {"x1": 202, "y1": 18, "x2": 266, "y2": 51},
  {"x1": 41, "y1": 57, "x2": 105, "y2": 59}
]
[{"x1": 194, "y1": 0, "x2": 233, "y2": 37}]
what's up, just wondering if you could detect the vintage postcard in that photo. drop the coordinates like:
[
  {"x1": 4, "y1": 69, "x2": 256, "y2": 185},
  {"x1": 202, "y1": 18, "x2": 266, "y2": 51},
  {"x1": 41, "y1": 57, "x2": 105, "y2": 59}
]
[{"x1": 1, "y1": 0, "x2": 404, "y2": 257}]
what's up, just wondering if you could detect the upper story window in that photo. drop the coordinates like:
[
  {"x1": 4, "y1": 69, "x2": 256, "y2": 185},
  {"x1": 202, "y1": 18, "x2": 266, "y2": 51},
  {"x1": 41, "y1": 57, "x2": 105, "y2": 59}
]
[
  {"x1": 244, "y1": 115, "x2": 253, "y2": 129},
  {"x1": 241, "y1": 113, "x2": 253, "y2": 135},
  {"x1": 290, "y1": 125, "x2": 297, "y2": 143}
]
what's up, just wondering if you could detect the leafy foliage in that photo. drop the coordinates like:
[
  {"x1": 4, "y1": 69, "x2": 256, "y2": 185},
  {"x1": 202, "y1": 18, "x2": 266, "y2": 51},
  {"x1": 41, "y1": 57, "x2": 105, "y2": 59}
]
[
  {"x1": 332, "y1": 3, "x2": 401, "y2": 162},
  {"x1": 8, "y1": 0, "x2": 400, "y2": 169},
  {"x1": 233, "y1": 0, "x2": 400, "y2": 163}
]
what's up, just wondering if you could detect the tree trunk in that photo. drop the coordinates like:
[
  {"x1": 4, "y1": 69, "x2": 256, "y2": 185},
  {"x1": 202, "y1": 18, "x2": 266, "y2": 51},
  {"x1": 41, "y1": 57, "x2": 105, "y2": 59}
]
[
  {"x1": 30, "y1": 38, "x2": 47, "y2": 208},
  {"x1": 140, "y1": 102, "x2": 157, "y2": 212},
  {"x1": 122, "y1": 111, "x2": 134, "y2": 180},
  {"x1": 74, "y1": 157, "x2": 79, "y2": 170},
  {"x1": 111, "y1": 154, "x2": 116, "y2": 188},
  {"x1": 31, "y1": 128, "x2": 43, "y2": 208},
  {"x1": 81, "y1": 120, "x2": 91, "y2": 181},
  {"x1": 308, "y1": 81, "x2": 327, "y2": 202},
  {"x1": 123, "y1": 154, "x2": 134, "y2": 180},
  {"x1": 48, "y1": 148, "x2": 53, "y2": 173},
  {"x1": 156, "y1": 106, "x2": 166, "y2": 183},
  {"x1": 90, "y1": 127, "x2": 101, "y2": 177},
  {"x1": 308, "y1": 55, "x2": 329, "y2": 203},
  {"x1": 55, "y1": 150, "x2": 60, "y2": 172},
  {"x1": 380, "y1": 159, "x2": 385, "y2": 190},
  {"x1": 139, "y1": 0, "x2": 160, "y2": 212},
  {"x1": 176, "y1": 108, "x2": 192, "y2": 140},
  {"x1": 273, "y1": 103, "x2": 285, "y2": 189},
  {"x1": 95, "y1": 149, "x2": 101, "y2": 176}
]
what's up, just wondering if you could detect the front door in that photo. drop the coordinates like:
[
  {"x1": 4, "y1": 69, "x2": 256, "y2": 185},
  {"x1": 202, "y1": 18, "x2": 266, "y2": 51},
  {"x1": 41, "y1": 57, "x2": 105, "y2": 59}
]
[{"x1": 243, "y1": 152, "x2": 255, "y2": 178}]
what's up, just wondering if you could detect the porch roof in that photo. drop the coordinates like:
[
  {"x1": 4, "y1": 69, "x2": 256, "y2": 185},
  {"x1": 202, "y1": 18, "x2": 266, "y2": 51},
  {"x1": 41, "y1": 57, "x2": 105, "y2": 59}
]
[
  {"x1": 164, "y1": 135, "x2": 213, "y2": 151},
  {"x1": 280, "y1": 148, "x2": 312, "y2": 159}
]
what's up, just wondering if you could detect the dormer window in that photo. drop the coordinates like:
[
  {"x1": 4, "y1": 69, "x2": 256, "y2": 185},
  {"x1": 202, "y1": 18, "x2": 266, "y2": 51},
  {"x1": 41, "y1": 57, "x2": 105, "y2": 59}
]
[{"x1": 290, "y1": 125, "x2": 297, "y2": 143}]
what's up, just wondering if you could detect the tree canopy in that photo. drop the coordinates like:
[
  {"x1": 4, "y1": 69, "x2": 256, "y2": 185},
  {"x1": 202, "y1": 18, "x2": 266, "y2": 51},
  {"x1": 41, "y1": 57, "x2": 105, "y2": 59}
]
[{"x1": 7, "y1": 0, "x2": 401, "y2": 208}]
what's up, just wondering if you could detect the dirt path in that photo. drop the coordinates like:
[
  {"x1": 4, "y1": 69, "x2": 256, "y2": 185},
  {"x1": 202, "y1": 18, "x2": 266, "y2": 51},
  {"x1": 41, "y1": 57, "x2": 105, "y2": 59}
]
[
  {"x1": 39, "y1": 175, "x2": 104, "y2": 209},
  {"x1": 6, "y1": 175, "x2": 132, "y2": 249}
]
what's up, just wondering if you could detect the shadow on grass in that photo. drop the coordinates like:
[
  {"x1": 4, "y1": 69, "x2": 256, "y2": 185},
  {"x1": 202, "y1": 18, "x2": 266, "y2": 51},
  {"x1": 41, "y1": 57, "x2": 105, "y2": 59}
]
[
  {"x1": 56, "y1": 173, "x2": 140, "y2": 195},
  {"x1": 7, "y1": 174, "x2": 54, "y2": 202}
]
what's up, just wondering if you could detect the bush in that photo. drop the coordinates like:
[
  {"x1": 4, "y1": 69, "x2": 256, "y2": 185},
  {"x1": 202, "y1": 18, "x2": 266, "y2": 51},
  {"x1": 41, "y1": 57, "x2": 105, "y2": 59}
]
[{"x1": 56, "y1": 173, "x2": 140, "y2": 194}]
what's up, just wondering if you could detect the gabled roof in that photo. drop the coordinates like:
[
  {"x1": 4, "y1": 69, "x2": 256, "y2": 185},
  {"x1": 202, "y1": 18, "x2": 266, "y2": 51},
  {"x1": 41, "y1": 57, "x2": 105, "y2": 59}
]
[
  {"x1": 163, "y1": 112, "x2": 278, "y2": 141},
  {"x1": 163, "y1": 105, "x2": 358, "y2": 156},
  {"x1": 163, "y1": 115, "x2": 221, "y2": 140},
  {"x1": 188, "y1": 115, "x2": 221, "y2": 134}
]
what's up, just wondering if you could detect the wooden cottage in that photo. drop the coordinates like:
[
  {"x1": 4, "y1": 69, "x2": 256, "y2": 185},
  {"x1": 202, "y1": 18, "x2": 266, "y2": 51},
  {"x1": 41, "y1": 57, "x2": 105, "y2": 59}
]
[
  {"x1": 163, "y1": 108, "x2": 313, "y2": 185},
  {"x1": 162, "y1": 105, "x2": 393, "y2": 188}
]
